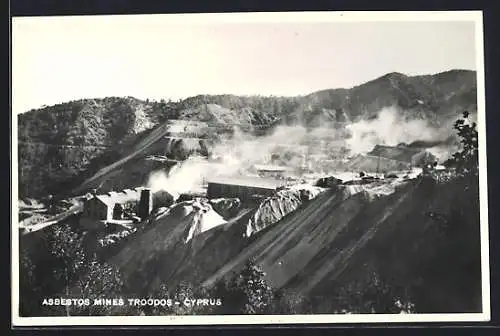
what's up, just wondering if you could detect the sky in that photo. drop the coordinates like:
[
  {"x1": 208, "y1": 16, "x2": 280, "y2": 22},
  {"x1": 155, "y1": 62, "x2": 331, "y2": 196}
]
[{"x1": 12, "y1": 12, "x2": 480, "y2": 114}]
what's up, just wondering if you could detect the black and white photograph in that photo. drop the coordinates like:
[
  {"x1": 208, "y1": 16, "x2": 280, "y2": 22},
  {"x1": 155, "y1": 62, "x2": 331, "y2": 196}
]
[{"x1": 11, "y1": 11, "x2": 490, "y2": 325}]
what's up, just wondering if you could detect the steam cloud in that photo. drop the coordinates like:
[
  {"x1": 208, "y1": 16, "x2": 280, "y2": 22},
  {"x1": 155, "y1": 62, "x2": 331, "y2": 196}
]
[
  {"x1": 346, "y1": 107, "x2": 437, "y2": 153},
  {"x1": 146, "y1": 105, "x2": 466, "y2": 195},
  {"x1": 145, "y1": 125, "x2": 311, "y2": 196},
  {"x1": 145, "y1": 158, "x2": 220, "y2": 199},
  {"x1": 345, "y1": 106, "x2": 463, "y2": 161}
]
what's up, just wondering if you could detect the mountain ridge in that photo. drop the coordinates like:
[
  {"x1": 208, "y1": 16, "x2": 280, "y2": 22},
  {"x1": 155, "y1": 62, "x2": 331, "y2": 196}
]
[{"x1": 16, "y1": 68, "x2": 476, "y2": 116}]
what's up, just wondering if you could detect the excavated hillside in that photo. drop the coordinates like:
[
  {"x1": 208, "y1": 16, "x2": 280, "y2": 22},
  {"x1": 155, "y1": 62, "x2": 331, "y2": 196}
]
[
  {"x1": 18, "y1": 97, "x2": 158, "y2": 197},
  {"x1": 67, "y1": 121, "x2": 213, "y2": 197},
  {"x1": 80, "y1": 173, "x2": 481, "y2": 314},
  {"x1": 305, "y1": 175, "x2": 482, "y2": 313},
  {"x1": 201, "y1": 179, "x2": 409, "y2": 289},
  {"x1": 201, "y1": 175, "x2": 481, "y2": 313},
  {"x1": 104, "y1": 199, "x2": 256, "y2": 298},
  {"x1": 18, "y1": 70, "x2": 477, "y2": 198},
  {"x1": 18, "y1": 169, "x2": 481, "y2": 316},
  {"x1": 97, "y1": 184, "x2": 323, "y2": 297}
]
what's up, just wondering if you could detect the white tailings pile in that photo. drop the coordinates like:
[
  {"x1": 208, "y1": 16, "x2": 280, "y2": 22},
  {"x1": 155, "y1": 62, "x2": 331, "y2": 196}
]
[
  {"x1": 185, "y1": 202, "x2": 227, "y2": 243},
  {"x1": 343, "y1": 176, "x2": 413, "y2": 201},
  {"x1": 245, "y1": 184, "x2": 325, "y2": 238},
  {"x1": 153, "y1": 198, "x2": 228, "y2": 243},
  {"x1": 245, "y1": 178, "x2": 412, "y2": 238}
]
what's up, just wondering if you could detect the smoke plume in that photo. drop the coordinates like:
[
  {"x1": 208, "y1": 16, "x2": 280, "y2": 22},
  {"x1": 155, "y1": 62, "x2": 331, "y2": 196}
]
[
  {"x1": 346, "y1": 107, "x2": 439, "y2": 153},
  {"x1": 344, "y1": 106, "x2": 462, "y2": 161},
  {"x1": 407, "y1": 137, "x2": 456, "y2": 149},
  {"x1": 145, "y1": 105, "x2": 468, "y2": 195},
  {"x1": 144, "y1": 124, "x2": 313, "y2": 196}
]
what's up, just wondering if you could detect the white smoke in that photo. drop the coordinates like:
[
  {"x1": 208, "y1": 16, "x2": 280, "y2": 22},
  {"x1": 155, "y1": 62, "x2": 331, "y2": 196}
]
[
  {"x1": 145, "y1": 105, "x2": 466, "y2": 194},
  {"x1": 426, "y1": 145, "x2": 459, "y2": 162},
  {"x1": 146, "y1": 170, "x2": 171, "y2": 194},
  {"x1": 144, "y1": 124, "x2": 313, "y2": 196},
  {"x1": 345, "y1": 106, "x2": 450, "y2": 155},
  {"x1": 211, "y1": 124, "x2": 309, "y2": 166},
  {"x1": 146, "y1": 158, "x2": 216, "y2": 199}
]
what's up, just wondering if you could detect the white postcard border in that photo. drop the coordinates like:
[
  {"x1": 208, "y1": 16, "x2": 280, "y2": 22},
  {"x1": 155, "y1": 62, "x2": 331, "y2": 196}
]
[{"x1": 11, "y1": 10, "x2": 490, "y2": 326}]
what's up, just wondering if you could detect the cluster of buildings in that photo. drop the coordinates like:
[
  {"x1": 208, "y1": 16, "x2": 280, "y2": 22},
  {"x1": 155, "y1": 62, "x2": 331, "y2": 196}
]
[
  {"x1": 206, "y1": 175, "x2": 286, "y2": 200},
  {"x1": 82, "y1": 188, "x2": 152, "y2": 223},
  {"x1": 344, "y1": 144, "x2": 438, "y2": 173},
  {"x1": 82, "y1": 187, "x2": 174, "y2": 224},
  {"x1": 80, "y1": 143, "x2": 437, "y2": 226},
  {"x1": 206, "y1": 144, "x2": 437, "y2": 201},
  {"x1": 252, "y1": 164, "x2": 291, "y2": 179}
]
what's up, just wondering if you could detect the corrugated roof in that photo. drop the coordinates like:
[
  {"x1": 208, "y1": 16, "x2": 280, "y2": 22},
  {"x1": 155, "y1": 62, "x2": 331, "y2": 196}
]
[
  {"x1": 253, "y1": 164, "x2": 290, "y2": 172},
  {"x1": 93, "y1": 188, "x2": 144, "y2": 206},
  {"x1": 95, "y1": 195, "x2": 115, "y2": 206},
  {"x1": 207, "y1": 176, "x2": 283, "y2": 189},
  {"x1": 368, "y1": 145, "x2": 424, "y2": 163},
  {"x1": 345, "y1": 154, "x2": 412, "y2": 172}
]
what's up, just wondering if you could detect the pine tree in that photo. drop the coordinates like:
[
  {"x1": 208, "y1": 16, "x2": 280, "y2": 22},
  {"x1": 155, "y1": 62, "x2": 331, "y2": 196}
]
[
  {"x1": 215, "y1": 260, "x2": 274, "y2": 314},
  {"x1": 71, "y1": 256, "x2": 124, "y2": 316},
  {"x1": 445, "y1": 111, "x2": 479, "y2": 175},
  {"x1": 46, "y1": 225, "x2": 86, "y2": 316}
]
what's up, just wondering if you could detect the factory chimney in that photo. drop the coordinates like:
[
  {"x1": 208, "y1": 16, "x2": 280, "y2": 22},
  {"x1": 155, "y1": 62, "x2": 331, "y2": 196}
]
[{"x1": 139, "y1": 188, "x2": 153, "y2": 220}]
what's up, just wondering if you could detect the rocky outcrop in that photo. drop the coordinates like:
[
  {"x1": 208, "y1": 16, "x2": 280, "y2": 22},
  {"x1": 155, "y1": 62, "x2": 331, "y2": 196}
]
[{"x1": 156, "y1": 199, "x2": 228, "y2": 243}]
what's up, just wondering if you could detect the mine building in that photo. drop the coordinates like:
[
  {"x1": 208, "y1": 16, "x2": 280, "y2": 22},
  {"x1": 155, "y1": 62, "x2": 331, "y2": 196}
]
[
  {"x1": 368, "y1": 144, "x2": 437, "y2": 167},
  {"x1": 206, "y1": 176, "x2": 285, "y2": 200},
  {"x1": 82, "y1": 187, "x2": 153, "y2": 222},
  {"x1": 253, "y1": 164, "x2": 291, "y2": 179},
  {"x1": 345, "y1": 145, "x2": 438, "y2": 173}
]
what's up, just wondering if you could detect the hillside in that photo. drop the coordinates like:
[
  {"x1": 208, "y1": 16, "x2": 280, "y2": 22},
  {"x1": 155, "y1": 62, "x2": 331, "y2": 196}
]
[
  {"x1": 17, "y1": 69, "x2": 477, "y2": 198},
  {"x1": 111, "y1": 174, "x2": 481, "y2": 314},
  {"x1": 289, "y1": 70, "x2": 477, "y2": 126},
  {"x1": 18, "y1": 172, "x2": 481, "y2": 316}
]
